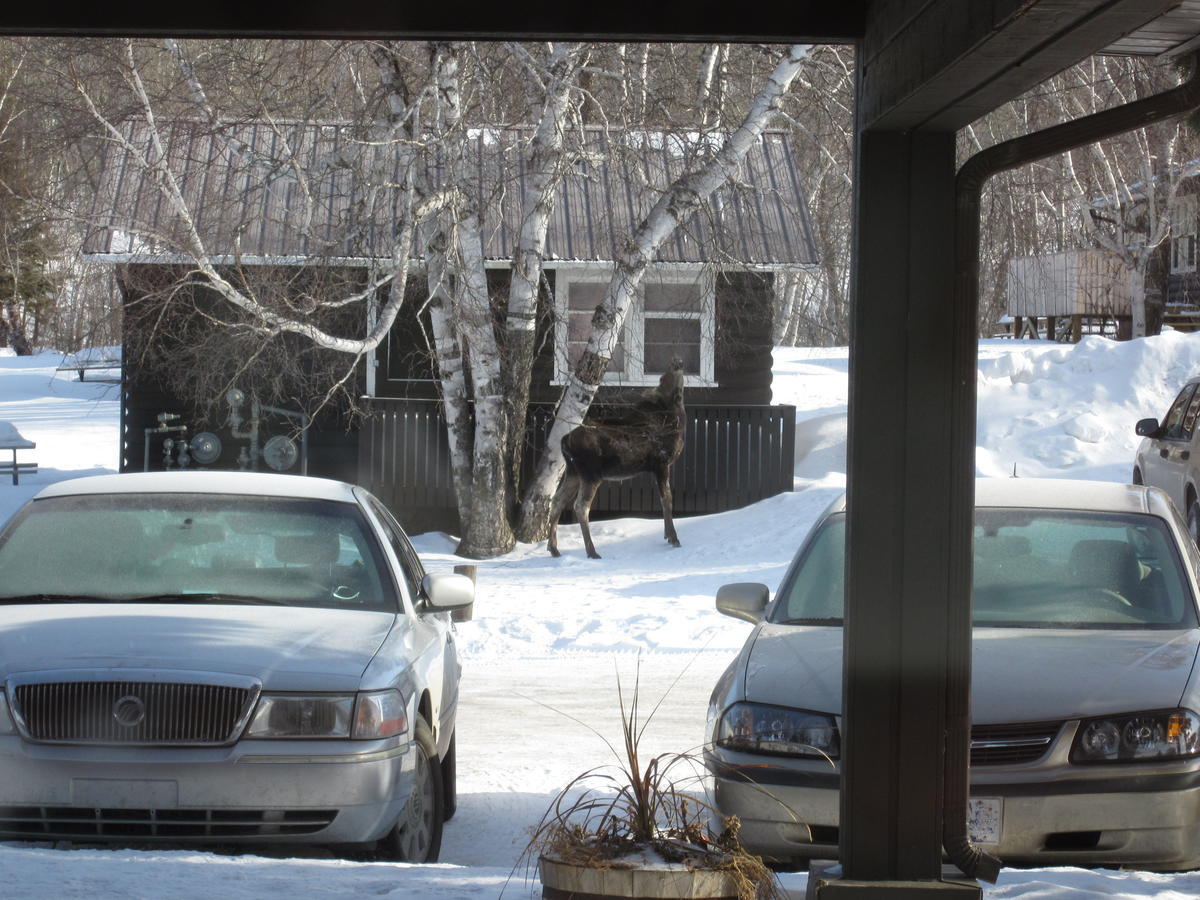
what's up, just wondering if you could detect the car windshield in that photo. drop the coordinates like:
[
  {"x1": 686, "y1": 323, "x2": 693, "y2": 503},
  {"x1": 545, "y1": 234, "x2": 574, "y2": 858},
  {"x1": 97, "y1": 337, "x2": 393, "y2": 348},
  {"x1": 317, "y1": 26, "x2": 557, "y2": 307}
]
[
  {"x1": 0, "y1": 492, "x2": 396, "y2": 611},
  {"x1": 772, "y1": 508, "x2": 1198, "y2": 629}
]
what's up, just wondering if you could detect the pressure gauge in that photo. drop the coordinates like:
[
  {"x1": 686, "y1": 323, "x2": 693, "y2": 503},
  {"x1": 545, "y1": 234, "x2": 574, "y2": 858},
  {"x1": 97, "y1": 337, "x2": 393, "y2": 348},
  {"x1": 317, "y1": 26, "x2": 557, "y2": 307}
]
[
  {"x1": 190, "y1": 432, "x2": 223, "y2": 466},
  {"x1": 262, "y1": 434, "x2": 299, "y2": 471}
]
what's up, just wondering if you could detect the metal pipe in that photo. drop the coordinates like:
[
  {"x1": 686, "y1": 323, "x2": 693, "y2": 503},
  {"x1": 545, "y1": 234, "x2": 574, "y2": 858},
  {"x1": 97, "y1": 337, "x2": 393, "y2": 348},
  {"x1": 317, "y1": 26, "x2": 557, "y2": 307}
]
[{"x1": 947, "y1": 56, "x2": 1200, "y2": 884}]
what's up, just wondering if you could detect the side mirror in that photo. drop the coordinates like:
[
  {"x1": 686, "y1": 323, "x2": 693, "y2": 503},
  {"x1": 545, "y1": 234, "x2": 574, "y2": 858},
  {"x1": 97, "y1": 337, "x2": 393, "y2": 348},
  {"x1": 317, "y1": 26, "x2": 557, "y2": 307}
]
[
  {"x1": 716, "y1": 582, "x2": 770, "y2": 623},
  {"x1": 420, "y1": 572, "x2": 475, "y2": 615},
  {"x1": 1135, "y1": 417, "x2": 1161, "y2": 438}
]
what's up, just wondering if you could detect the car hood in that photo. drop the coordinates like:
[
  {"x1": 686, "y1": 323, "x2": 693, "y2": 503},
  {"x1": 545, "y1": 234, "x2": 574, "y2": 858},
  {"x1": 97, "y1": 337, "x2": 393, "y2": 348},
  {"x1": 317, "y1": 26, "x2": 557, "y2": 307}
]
[
  {"x1": 0, "y1": 603, "x2": 398, "y2": 692},
  {"x1": 742, "y1": 624, "x2": 1200, "y2": 722}
]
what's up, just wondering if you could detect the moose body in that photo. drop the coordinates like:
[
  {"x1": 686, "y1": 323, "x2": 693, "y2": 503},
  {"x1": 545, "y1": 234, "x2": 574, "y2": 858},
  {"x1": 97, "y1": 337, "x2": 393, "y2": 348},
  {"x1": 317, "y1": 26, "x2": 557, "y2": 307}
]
[{"x1": 548, "y1": 361, "x2": 686, "y2": 559}]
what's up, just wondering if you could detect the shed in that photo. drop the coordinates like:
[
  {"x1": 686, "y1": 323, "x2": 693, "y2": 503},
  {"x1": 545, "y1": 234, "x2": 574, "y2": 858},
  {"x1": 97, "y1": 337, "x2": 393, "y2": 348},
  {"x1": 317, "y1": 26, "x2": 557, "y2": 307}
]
[{"x1": 84, "y1": 123, "x2": 818, "y2": 531}]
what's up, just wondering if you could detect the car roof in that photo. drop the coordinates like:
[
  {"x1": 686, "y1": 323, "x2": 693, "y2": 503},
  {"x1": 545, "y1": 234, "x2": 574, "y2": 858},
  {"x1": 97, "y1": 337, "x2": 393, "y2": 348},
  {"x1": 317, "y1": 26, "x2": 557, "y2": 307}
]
[
  {"x1": 822, "y1": 478, "x2": 1168, "y2": 518},
  {"x1": 31, "y1": 471, "x2": 362, "y2": 504}
]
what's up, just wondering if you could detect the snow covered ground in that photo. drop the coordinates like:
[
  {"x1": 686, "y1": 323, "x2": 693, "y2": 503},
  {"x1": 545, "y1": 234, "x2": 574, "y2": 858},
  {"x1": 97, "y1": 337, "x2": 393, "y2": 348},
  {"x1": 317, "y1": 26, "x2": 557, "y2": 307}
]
[{"x1": 3, "y1": 337, "x2": 1200, "y2": 898}]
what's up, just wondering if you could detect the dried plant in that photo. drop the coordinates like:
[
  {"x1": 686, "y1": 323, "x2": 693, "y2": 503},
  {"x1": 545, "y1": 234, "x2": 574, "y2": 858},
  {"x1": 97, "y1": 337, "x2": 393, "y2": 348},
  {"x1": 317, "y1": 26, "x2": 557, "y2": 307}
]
[{"x1": 523, "y1": 658, "x2": 786, "y2": 900}]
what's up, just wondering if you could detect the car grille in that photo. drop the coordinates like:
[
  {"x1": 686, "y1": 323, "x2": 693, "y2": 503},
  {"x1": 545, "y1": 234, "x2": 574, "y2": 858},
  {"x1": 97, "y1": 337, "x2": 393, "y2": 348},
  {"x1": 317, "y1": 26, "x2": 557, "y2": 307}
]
[
  {"x1": 0, "y1": 806, "x2": 337, "y2": 839},
  {"x1": 11, "y1": 679, "x2": 257, "y2": 746},
  {"x1": 970, "y1": 720, "x2": 1063, "y2": 765}
]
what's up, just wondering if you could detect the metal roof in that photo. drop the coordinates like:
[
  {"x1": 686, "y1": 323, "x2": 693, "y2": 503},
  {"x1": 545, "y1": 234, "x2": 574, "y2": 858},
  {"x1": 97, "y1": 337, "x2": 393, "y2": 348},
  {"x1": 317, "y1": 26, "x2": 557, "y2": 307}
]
[{"x1": 83, "y1": 122, "x2": 817, "y2": 267}]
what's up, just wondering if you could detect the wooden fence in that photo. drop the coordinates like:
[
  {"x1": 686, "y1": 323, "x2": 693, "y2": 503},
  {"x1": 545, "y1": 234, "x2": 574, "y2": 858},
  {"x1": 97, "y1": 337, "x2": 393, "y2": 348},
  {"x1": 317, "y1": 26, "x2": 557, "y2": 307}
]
[{"x1": 358, "y1": 399, "x2": 795, "y2": 532}]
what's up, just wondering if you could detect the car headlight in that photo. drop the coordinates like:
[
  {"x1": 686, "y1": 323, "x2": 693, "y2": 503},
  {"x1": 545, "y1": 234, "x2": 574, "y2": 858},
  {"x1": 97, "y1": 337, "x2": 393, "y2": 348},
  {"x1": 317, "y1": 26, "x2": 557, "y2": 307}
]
[
  {"x1": 1071, "y1": 709, "x2": 1200, "y2": 763},
  {"x1": 714, "y1": 701, "x2": 840, "y2": 759},
  {"x1": 0, "y1": 691, "x2": 15, "y2": 735},
  {"x1": 352, "y1": 689, "x2": 409, "y2": 740},
  {"x1": 245, "y1": 690, "x2": 410, "y2": 740},
  {"x1": 246, "y1": 694, "x2": 355, "y2": 738}
]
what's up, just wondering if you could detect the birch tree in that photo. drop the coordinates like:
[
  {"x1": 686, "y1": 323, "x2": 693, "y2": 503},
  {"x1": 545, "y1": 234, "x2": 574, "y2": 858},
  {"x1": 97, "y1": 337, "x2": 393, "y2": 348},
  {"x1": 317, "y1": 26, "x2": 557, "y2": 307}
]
[
  {"x1": 515, "y1": 43, "x2": 813, "y2": 540},
  {"x1": 965, "y1": 54, "x2": 1197, "y2": 339}
]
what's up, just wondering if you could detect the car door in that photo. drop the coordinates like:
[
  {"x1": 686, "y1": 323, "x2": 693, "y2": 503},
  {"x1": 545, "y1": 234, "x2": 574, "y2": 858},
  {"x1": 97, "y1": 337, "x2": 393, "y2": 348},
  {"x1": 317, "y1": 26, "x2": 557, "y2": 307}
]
[
  {"x1": 1144, "y1": 383, "x2": 1200, "y2": 512},
  {"x1": 361, "y1": 494, "x2": 456, "y2": 738}
]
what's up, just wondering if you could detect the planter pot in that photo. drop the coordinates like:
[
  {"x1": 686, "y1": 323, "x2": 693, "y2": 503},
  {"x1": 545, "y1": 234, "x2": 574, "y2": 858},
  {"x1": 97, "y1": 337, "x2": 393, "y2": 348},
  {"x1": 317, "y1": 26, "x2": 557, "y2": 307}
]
[{"x1": 539, "y1": 855, "x2": 740, "y2": 900}]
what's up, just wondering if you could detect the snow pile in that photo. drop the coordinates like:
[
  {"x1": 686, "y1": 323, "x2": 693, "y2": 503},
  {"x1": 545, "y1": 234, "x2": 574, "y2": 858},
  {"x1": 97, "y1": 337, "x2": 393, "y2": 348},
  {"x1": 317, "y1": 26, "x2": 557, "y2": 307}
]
[
  {"x1": 974, "y1": 333, "x2": 1200, "y2": 481},
  {"x1": 0, "y1": 339, "x2": 1198, "y2": 897}
]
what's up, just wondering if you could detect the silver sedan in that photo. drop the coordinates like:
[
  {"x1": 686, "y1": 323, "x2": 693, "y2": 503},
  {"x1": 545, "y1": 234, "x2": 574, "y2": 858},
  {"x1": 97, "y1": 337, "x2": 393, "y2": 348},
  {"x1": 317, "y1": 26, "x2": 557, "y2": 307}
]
[
  {"x1": 0, "y1": 471, "x2": 472, "y2": 862},
  {"x1": 706, "y1": 478, "x2": 1200, "y2": 871}
]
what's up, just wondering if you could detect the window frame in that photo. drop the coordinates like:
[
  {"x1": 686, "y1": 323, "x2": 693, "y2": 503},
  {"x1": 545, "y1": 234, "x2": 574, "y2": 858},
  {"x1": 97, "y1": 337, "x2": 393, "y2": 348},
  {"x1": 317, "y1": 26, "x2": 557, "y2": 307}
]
[{"x1": 552, "y1": 264, "x2": 716, "y2": 387}]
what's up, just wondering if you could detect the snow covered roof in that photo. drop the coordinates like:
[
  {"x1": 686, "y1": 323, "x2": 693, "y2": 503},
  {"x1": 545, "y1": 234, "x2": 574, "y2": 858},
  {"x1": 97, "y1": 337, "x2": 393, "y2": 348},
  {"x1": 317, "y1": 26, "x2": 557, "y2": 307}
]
[{"x1": 82, "y1": 122, "x2": 818, "y2": 268}]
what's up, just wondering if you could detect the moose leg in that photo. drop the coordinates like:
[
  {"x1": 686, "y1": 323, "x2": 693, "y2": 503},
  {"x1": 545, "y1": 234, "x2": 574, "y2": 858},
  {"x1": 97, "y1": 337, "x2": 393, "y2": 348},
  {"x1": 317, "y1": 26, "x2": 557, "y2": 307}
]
[
  {"x1": 547, "y1": 474, "x2": 579, "y2": 558},
  {"x1": 656, "y1": 465, "x2": 681, "y2": 547},
  {"x1": 574, "y1": 479, "x2": 603, "y2": 559}
]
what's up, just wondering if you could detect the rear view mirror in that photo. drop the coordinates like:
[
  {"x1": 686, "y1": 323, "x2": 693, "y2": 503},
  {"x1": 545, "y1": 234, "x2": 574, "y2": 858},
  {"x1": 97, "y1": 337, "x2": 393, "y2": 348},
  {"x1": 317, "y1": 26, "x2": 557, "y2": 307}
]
[
  {"x1": 1135, "y1": 417, "x2": 1161, "y2": 438},
  {"x1": 716, "y1": 582, "x2": 770, "y2": 623}
]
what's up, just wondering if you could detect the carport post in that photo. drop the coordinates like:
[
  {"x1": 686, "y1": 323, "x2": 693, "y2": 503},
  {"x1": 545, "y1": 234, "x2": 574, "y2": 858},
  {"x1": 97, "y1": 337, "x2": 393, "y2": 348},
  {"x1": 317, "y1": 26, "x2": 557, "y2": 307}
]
[{"x1": 807, "y1": 127, "x2": 983, "y2": 898}]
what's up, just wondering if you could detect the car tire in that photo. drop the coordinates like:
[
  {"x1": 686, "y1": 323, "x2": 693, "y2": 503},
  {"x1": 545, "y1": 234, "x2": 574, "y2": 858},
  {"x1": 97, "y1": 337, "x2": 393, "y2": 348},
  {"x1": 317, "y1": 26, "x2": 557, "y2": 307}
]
[
  {"x1": 374, "y1": 716, "x2": 444, "y2": 863},
  {"x1": 441, "y1": 731, "x2": 458, "y2": 822},
  {"x1": 1188, "y1": 502, "x2": 1200, "y2": 548}
]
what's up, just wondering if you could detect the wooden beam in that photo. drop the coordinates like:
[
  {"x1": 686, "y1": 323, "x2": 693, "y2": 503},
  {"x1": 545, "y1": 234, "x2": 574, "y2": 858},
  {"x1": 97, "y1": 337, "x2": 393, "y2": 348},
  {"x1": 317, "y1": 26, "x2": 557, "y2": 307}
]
[
  {"x1": 0, "y1": 0, "x2": 867, "y2": 41},
  {"x1": 860, "y1": 0, "x2": 1180, "y2": 131}
]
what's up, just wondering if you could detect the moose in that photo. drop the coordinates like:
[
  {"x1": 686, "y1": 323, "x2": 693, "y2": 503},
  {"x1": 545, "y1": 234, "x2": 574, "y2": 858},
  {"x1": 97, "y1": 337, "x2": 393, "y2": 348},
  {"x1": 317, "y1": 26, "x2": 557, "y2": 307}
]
[{"x1": 547, "y1": 359, "x2": 687, "y2": 559}]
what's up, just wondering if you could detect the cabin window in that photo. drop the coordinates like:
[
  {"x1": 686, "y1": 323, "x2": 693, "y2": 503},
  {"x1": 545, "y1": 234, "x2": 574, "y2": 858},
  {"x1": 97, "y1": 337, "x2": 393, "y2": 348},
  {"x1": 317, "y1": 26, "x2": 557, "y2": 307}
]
[
  {"x1": 553, "y1": 267, "x2": 714, "y2": 386},
  {"x1": 1172, "y1": 195, "x2": 1197, "y2": 274}
]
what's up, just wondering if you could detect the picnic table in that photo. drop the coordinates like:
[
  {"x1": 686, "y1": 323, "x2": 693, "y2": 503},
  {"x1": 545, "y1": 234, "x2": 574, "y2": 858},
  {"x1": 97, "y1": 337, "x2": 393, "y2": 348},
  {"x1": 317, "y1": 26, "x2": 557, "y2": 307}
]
[{"x1": 0, "y1": 422, "x2": 36, "y2": 485}]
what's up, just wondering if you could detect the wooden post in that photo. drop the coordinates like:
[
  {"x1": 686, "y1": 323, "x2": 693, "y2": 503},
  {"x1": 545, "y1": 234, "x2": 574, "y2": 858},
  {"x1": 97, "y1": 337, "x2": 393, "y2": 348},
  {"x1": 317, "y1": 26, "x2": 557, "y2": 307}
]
[
  {"x1": 452, "y1": 564, "x2": 476, "y2": 622},
  {"x1": 808, "y1": 129, "x2": 979, "y2": 898}
]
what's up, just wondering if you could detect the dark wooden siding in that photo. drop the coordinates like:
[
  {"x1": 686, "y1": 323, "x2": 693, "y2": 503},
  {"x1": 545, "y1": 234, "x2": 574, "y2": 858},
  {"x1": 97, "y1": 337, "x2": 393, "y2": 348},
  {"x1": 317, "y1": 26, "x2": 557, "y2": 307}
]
[
  {"x1": 119, "y1": 267, "x2": 361, "y2": 482},
  {"x1": 358, "y1": 398, "x2": 795, "y2": 534}
]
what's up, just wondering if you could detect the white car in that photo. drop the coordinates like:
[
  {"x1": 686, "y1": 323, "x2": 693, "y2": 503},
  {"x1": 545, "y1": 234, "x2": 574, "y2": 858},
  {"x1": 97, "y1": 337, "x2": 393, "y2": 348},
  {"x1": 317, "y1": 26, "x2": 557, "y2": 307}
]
[
  {"x1": 707, "y1": 478, "x2": 1200, "y2": 870},
  {"x1": 1133, "y1": 375, "x2": 1200, "y2": 541},
  {"x1": 0, "y1": 471, "x2": 472, "y2": 861}
]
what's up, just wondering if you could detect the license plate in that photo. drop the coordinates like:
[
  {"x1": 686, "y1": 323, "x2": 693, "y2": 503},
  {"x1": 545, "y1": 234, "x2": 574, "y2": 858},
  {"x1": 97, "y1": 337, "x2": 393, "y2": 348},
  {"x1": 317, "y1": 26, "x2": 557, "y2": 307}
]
[{"x1": 967, "y1": 797, "x2": 1002, "y2": 844}]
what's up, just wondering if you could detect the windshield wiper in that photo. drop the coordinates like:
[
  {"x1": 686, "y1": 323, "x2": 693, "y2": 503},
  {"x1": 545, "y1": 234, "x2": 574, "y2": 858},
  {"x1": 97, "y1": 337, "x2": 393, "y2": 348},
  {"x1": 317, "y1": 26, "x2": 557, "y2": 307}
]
[
  {"x1": 120, "y1": 593, "x2": 293, "y2": 606},
  {"x1": 0, "y1": 594, "x2": 101, "y2": 604}
]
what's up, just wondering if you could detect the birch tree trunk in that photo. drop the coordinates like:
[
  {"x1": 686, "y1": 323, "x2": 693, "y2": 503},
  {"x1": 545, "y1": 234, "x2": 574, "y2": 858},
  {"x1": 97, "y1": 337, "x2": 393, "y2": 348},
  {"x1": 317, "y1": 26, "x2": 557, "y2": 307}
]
[
  {"x1": 515, "y1": 43, "x2": 813, "y2": 542},
  {"x1": 429, "y1": 41, "x2": 514, "y2": 558},
  {"x1": 1130, "y1": 261, "x2": 1148, "y2": 338},
  {"x1": 421, "y1": 212, "x2": 474, "y2": 528},
  {"x1": 502, "y1": 42, "x2": 585, "y2": 513}
]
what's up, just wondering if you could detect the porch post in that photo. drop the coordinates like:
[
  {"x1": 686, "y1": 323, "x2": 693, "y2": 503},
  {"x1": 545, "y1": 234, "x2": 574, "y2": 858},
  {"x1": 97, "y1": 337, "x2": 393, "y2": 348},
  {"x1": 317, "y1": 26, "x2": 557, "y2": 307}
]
[{"x1": 808, "y1": 126, "x2": 980, "y2": 897}]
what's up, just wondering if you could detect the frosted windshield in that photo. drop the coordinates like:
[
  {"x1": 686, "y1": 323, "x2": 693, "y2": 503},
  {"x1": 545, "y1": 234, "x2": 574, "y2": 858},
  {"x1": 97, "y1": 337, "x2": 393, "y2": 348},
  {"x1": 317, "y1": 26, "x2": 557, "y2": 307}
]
[
  {"x1": 0, "y1": 493, "x2": 395, "y2": 611},
  {"x1": 772, "y1": 509, "x2": 1197, "y2": 629}
]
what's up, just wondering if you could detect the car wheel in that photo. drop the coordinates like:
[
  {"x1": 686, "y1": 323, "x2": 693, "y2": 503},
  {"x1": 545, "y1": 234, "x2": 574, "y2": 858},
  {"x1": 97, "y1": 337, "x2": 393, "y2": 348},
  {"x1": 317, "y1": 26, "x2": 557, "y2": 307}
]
[
  {"x1": 1188, "y1": 502, "x2": 1200, "y2": 548},
  {"x1": 375, "y1": 716, "x2": 444, "y2": 862},
  {"x1": 1132, "y1": 467, "x2": 1143, "y2": 485}
]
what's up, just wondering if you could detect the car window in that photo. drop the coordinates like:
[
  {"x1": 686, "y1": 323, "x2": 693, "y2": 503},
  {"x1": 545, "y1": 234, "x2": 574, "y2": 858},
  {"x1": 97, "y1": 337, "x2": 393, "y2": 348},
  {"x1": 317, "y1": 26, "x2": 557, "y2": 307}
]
[
  {"x1": 1183, "y1": 388, "x2": 1200, "y2": 440},
  {"x1": 771, "y1": 509, "x2": 1198, "y2": 630},
  {"x1": 1163, "y1": 385, "x2": 1197, "y2": 439},
  {"x1": 368, "y1": 499, "x2": 425, "y2": 602},
  {"x1": 0, "y1": 493, "x2": 396, "y2": 611}
]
